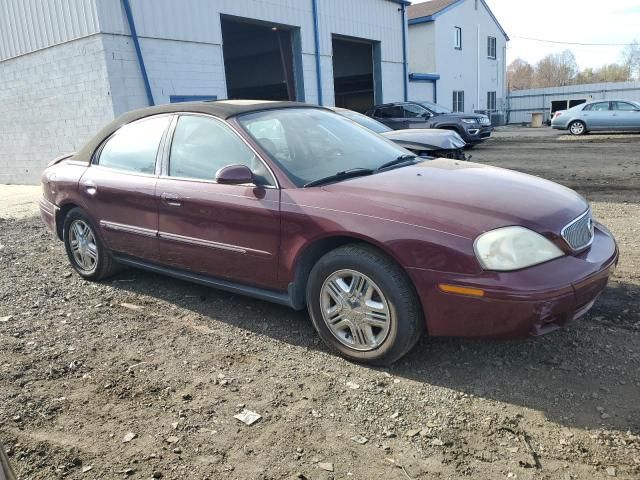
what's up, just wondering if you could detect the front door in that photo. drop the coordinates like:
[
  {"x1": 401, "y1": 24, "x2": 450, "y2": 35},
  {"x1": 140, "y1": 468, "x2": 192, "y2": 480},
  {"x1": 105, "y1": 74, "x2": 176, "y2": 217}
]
[
  {"x1": 611, "y1": 101, "x2": 640, "y2": 130},
  {"x1": 80, "y1": 114, "x2": 172, "y2": 262},
  {"x1": 401, "y1": 104, "x2": 431, "y2": 129},
  {"x1": 157, "y1": 114, "x2": 281, "y2": 289},
  {"x1": 373, "y1": 105, "x2": 405, "y2": 130}
]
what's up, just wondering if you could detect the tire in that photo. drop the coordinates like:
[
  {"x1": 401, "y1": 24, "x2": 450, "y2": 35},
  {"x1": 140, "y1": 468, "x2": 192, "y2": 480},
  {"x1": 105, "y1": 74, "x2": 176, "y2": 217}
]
[
  {"x1": 569, "y1": 120, "x2": 587, "y2": 136},
  {"x1": 63, "y1": 208, "x2": 119, "y2": 281},
  {"x1": 306, "y1": 244, "x2": 424, "y2": 365}
]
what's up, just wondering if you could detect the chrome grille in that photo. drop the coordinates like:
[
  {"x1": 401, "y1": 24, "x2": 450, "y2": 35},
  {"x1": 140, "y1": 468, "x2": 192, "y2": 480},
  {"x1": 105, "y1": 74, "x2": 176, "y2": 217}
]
[{"x1": 561, "y1": 211, "x2": 594, "y2": 251}]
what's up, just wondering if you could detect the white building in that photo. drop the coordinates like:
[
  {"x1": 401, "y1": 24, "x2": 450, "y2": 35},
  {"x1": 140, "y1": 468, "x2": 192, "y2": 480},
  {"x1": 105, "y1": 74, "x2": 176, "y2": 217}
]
[
  {"x1": 407, "y1": 0, "x2": 508, "y2": 114},
  {"x1": 0, "y1": 0, "x2": 410, "y2": 184}
]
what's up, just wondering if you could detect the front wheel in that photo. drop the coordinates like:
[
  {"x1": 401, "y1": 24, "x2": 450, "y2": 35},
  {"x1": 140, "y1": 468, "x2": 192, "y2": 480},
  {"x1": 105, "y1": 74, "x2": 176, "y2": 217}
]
[
  {"x1": 569, "y1": 120, "x2": 587, "y2": 135},
  {"x1": 306, "y1": 244, "x2": 424, "y2": 365}
]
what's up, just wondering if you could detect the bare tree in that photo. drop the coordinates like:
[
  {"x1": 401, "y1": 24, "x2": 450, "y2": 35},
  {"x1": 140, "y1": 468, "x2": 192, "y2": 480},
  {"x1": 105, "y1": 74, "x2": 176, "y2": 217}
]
[
  {"x1": 622, "y1": 40, "x2": 640, "y2": 80},
  {"x1": 507, "y1": 58, "x2": 535, "y2": 91},
  {"x1": 534, "y1": 50, "x2": 578, "y2": 88},
  {"x1": 576, "y1": 64, "x2": 632, "y2": 84}
]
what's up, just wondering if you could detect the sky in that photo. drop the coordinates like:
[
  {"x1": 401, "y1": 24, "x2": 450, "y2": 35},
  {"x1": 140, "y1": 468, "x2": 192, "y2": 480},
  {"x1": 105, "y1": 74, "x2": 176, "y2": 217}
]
[{"x1": 411, "y1": 0, "x2": 640, "y2": 70}]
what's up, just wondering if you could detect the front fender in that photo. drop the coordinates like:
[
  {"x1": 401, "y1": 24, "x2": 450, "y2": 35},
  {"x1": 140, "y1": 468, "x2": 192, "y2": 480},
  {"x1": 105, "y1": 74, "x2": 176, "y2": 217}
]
[{"x1": 279, "y1": 190, "x2": 481, "y2": 286}]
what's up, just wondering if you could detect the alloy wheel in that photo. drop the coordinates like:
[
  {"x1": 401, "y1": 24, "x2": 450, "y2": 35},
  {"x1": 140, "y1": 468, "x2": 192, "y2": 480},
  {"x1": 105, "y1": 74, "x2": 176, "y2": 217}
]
[
  {"x1": 570, "y1": 122, "x2": 585, "y2": 135},
  {"x1": 320, "y1": 269, "x2": 392, "y2": 351},
  {"x1": 69, "y1": 220, "x2": 98, "y2": 274}
]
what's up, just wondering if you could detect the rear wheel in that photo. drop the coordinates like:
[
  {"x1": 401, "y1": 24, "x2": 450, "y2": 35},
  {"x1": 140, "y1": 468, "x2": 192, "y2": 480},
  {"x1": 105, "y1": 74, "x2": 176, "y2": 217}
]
[
  {"x1": 569, "y1": 120, "x2": 587, "y2": 135},
  {"x1": 63, "y1": 208, "x2": 118, "y2": 280},
  {"x1": 306, "y1": 244, "x2": 424, "y2": 365}
]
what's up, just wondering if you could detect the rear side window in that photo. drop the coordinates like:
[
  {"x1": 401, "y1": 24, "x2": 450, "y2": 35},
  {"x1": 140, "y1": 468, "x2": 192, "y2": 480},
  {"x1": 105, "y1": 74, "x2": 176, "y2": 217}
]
[
  {"x1": 583, "y1": 102, "x2": 610, "y2": 112},
  {"x1": 98, "y1": 116, "x2": 171, "y2": 174},
  {"x1": 376, "y1": 106, "x2": 403, "y2": 118}
]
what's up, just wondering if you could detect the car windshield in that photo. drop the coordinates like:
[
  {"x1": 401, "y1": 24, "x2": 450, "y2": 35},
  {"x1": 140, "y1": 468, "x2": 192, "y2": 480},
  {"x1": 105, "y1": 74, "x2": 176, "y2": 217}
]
[
  {"x1": 239, "y1": 108, "x2": 411, "y2": 187},
  {"x1": 336, "y1": 109, "x2": 392, "y2": 134},
  {"x1": 417, "y1": 101, "x2": 451, "y2": 114}
]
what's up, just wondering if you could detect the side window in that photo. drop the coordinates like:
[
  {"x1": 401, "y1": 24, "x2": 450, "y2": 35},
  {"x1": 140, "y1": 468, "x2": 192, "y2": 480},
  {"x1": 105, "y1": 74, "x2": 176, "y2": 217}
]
[
  {"x1": 377, "y1": 106, "x2": 403, "y2": 118},
  {"x1": 452, "y1": 91, "x2": 465, "y2": 112},
  {"x1": 454, "y1": 27, "x2": 462, "y2": 50},
  {"x1": 169, "y1": 115, "x2": 272, "y2": 185},
  {"x1": 244, "y1": 117, "x2": 291, "y2": 164},
  {"x1": 403, "y1": 104, "x2": 428, "y2": 118},
  {"x1": 487, "y1": 91, "x2": 497, "y2": 111},
  {"x1": 612, "y1": 101, "x2": 638, "y2": 111},
  {"x1": 487, "y1": 36, "x2": 497, "y2": 59},
  {"x1": 584, "y1": 102, "x2": 610, "y2": 112},
  {"x1": 98, "y1": 116, "x2": 171, "y2": 174}
]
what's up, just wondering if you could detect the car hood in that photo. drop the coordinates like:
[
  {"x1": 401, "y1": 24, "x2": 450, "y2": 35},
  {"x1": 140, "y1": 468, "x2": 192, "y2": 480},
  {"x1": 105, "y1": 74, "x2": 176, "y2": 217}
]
[
  {"x1": 321, "y1": 159, "x2": 588, "y2": 239},
  {"x1": 435, "y1": 112, "x2": 486, "y2": 121},
  {"x1": 381, "y1": 129, "x2": 466, "y2": 150}
]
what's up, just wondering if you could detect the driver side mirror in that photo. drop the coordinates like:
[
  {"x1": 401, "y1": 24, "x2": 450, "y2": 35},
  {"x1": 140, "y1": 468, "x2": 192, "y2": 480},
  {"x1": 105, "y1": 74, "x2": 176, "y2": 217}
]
[
  {"x1": 215, "y1": 164, "x2": 254, "y2": 185},
  {"x1": 421, "y1": 112, "x2": 432, "y2": 118}
]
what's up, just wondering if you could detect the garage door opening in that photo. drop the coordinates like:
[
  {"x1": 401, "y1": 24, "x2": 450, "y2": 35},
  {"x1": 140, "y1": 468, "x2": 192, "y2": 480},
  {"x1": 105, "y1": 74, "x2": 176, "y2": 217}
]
[
  {"x1": 221, "y1": 16, "x2": 299, "y2": 101},
  {"x1": 332, "y1": 36, "x2": 379, "y2": 112}
]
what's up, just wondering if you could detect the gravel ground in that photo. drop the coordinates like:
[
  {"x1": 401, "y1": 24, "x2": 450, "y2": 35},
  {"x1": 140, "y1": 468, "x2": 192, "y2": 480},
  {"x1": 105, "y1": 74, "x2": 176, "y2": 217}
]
[{"x1": 1, "y1": 135, "x2": 639, "y2": 479}]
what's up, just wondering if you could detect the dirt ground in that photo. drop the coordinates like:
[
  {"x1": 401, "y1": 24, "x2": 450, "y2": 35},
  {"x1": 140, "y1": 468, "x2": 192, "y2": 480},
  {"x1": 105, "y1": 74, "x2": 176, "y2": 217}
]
[{"x1": 1, "y1": 131, "x2": 639, "y2": 479}]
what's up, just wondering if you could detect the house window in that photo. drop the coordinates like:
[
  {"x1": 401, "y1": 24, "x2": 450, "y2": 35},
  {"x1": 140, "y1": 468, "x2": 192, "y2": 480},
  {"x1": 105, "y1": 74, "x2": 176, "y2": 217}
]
[
  {"x1": 487, "y1": 36, "x2": 497, "y2": 59},
  {"x1": 454, "y1": 27, "x2": 462, "y2": 50},
  {"x1": 452, "y1": 91, "x2": 465, "y2": 112},
  {"x1": 487, "y1": 91, "x2": 497, "y2": 111}
]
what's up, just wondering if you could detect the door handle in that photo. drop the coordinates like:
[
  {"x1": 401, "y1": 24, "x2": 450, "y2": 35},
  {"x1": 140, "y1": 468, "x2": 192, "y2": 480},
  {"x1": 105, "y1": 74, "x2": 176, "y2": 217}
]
[
  {"x1": 161, "y1": 193, "x2": 182, "y2": 207},
  {"x1": 81, "y1": 180, "x2": 97, "y2": 196}
]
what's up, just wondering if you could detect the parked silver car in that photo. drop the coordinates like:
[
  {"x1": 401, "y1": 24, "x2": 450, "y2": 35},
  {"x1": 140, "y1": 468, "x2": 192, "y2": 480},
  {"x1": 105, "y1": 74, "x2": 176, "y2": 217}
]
[
  {"x1": 551, "y1": 99, "x2": 640, "y2": 135},
  {"x1": 331, "y1": 107, "x2": 468, "y2": 160}
]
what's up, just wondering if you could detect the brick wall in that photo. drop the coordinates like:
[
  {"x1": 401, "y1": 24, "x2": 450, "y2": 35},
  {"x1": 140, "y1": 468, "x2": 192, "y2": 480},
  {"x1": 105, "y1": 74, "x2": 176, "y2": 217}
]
[{"x1": 0, "y1": 35, "x2": 115, "y2": 185}]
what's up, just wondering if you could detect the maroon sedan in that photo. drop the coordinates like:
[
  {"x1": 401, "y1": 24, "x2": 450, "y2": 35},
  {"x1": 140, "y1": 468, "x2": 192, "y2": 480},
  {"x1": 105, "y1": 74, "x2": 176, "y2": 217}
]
[{"x1": 40, "y1": 101, "x2": 618, "y2": 365}]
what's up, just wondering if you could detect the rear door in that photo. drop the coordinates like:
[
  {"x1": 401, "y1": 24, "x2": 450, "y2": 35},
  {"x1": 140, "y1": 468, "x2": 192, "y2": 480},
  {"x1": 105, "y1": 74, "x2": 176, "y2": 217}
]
[
  {"x1": 611, "y1": 101, "x2": 640, "y2": 129},
  {"x1": 372, "y1": 106, "x2": 405, "y2": 130},
  {"x1": 156, "y1": 114, "x2": 281, "y2": 289},
  {"x1": 581, "y1": 101, "x2": 612, "y2": 130},
  {"x1": 80, "y1": 114, "x2": 172, "y2": 262}
]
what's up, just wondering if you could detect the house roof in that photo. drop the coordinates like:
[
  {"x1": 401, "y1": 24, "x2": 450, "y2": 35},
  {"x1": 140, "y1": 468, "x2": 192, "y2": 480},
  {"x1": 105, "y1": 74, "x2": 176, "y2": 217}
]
[
  {"x1": 408, "y1": 0, "x2": 459, "y2": 19},
  {"x1": 408, "y1": 0, "x2": 509, "y2": 41}
]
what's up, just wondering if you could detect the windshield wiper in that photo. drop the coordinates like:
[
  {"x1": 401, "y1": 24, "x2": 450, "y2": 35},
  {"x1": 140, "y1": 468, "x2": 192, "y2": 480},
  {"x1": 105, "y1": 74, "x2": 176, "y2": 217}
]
[
  {"x1": 376, "y1": 154, "x2": 418, "y2": 172},
  {"x1": 304, "y1": 167, "x2": 374, "y2": 188}
]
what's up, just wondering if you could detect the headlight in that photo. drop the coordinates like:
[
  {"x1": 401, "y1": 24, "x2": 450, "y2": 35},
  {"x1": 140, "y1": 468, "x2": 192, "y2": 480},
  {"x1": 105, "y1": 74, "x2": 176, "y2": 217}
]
[
  {"x1": 461, "y1": 118, "x2": 477, "y2": 124},
  {"x1": 474, "y1": 226, "x2": 564, "y2": 271}
]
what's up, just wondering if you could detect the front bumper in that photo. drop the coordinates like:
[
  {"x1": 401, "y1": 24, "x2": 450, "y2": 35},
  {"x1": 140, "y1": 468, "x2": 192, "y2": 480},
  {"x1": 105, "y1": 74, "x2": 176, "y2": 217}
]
[
  {"x1": 408, "y1": 224, "x2": 619, "y2": 338},
  {"x1": 464, "y1": 125, "x2": 492, "y2": 143},
  {"x1": 39, "y1": 197, "x2": 58, "y2": 235}
]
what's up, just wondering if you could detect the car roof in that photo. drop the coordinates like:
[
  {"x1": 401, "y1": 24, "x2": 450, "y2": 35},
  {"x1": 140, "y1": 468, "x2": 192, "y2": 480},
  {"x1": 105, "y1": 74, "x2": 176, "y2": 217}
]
[
  {"x1": 120, "y1": 99, "x2": 315, "y2": 122},
  {"x1": 75, "y1": 100, "x2": 322, "y2": 161},
  {"x1": 374, "y1": 102, "x2": 411, "y2": 107}
]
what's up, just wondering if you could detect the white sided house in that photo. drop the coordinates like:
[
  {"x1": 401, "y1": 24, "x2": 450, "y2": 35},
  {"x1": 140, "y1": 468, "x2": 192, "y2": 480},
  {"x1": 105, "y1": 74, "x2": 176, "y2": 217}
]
[
  {"x1": 0, "y1": 0, "x2": 410, "y2": 184},
  {"x1": 407, "y1": 0, "x2": 508, "y2": 117}
]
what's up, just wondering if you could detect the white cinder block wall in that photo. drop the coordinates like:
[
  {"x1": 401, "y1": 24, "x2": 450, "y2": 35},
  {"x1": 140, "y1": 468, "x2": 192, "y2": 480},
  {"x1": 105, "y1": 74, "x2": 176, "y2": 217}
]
[
  {"x1": 1, "y1": 0, "x2": 407, "y2": 184},
  {"x1": 0, "y1": 36, "x2": 115, "y2": 184}
]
